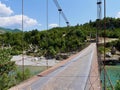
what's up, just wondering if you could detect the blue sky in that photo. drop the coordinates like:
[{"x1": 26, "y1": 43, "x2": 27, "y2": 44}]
[{"x1": 0, "y1": 0, "x2": 120, "y2": 31}]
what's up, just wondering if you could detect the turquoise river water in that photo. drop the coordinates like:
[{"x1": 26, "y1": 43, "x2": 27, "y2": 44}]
[{"x1": 101, "y1": 65, "x2": 120, "y2": 87}]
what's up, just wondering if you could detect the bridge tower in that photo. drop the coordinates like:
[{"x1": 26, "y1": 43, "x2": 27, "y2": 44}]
[
  {"x1": 96, "y1": 0, "x2": 102, "y2": 45},
  {"x1": 97, "y1": 0, "x2": 102, "y2": 20},
  {"x1": 96, "y1": 0, "x2": 103, "y2": 89}
]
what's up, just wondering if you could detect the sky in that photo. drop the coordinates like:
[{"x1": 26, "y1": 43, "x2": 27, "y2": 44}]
[{"x1": 0, "y1": 0, "x2": 120, "y2": 31}]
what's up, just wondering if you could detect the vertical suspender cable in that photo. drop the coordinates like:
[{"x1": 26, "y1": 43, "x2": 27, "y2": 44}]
[
  {"x1": 59, "y1": 10, "x2": 61, "y2": 27},
  {"x1": 22, "y1": 0, "x2": 24, "y2": 80},
  {"x1": 46, "y1": 0, "x2": 48, "y2": 69},
  {"x1": 103, "y1": 0, "x2": 106, "y2": 89},
  {"x1": 59, "y1": 11, "x2": 61, "y2": 27},
  {"x1": 46, "y1": 0, "x2": 48, "y2": 31},
  {"x1": 103, "y1": 1, "x2": 114, "y2": 89}
]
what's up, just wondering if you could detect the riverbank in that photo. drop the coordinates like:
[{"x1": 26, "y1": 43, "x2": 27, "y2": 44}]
[{"x1": 11, "y1": 55, "x2": 60, "y2": 66}]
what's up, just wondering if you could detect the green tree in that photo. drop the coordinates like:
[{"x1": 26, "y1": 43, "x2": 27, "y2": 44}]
[
  {"x1": 0, "y1": 49, "x2": 16, "y2": 89},
  {"x1": 115, "y1": 80, "x2": 120, "y2": 90}
]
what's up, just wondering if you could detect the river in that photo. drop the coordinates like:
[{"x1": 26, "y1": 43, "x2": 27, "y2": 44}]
[{"x1": 101, "y1": 65, "x2": 120, "y2": 88}]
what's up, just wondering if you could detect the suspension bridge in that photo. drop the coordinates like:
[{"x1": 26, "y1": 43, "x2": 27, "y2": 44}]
[
  {"x1": 1, "y1": 0, "x2": 116, "y2": 90},
  {"x1": 10, "y1": 43, "x2": 101, "y2": 90}
]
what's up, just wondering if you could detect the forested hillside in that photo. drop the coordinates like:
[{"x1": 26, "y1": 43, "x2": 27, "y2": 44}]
[
  {"x1": 89, "y1": 17, "x2": 120, "y2": 38},
  {"x1": 0, "y1": 17, "x2": 120, "y2": 58},
  {"x1": 0, "y1": 27, "x2": 88, "y2": 58}
]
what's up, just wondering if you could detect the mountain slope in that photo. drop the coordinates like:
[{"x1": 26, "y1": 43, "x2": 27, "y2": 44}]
[{"x1": 0, "y1": 27, "x2": 21, "y2": 33}]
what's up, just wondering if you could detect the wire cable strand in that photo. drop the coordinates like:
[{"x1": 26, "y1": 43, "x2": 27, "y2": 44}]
[
  {"x1": 53, "y1": 0, "x2": 70, "y2": 26},
  {"x1": 46, "y1": 0, "x2": 49, "y2": 69},
  {"x1": 22, "y1": 0, "x2": 24, "y2": 80}
]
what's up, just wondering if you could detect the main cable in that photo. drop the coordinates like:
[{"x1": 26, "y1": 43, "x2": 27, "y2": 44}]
[{"x1": 53, "y1": 0, "x2": 70, "y2": 26}]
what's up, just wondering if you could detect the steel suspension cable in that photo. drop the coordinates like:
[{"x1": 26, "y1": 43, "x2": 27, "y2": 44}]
[
  {"x1": 22, "y1": 0, "x2": 24, "y2": 80},
  {"x1": 103, "y1": 0, "x2": 106, "y2": 89},
  {"x1": 103, "y1": 1, "x2": 115, "y2": 88},
  {"x1": 46, "y1": 0, "x2": 49, "y2": 69},
  {"x1": 46, "y1": 0, "x2": 48, "y2": 31},
  {"x1": 53, "y1": 0, "x2": 61, "y2": 26},
  {"x1": 53, "y1": 0, "x2": 69, "y2": 26},
  {"x1": 59, "y1": 10, "x2": 61, "y2": 27}
]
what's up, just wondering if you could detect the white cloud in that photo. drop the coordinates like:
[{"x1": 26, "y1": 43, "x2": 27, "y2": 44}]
[
  {"x1": 49, "y1": 24, "x2": 59, "y2": 28},
  {"x1": 0, "y1": 2, "x2": 41, "y2": 30},
  {"x1": 0, "y1": 1, "x2": 13, "y2": 16},
  {"x1": 116, "y1": 12, "x2": 120, "y2": 18},
  {"x1": 0, "y1": 15, "x2": 39, "y2": 29}
]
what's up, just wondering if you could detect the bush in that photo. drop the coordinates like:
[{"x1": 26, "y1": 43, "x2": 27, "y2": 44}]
[
  {"x1": 115, "y1": 80, "x2": 120, "y2": 90},
  {"x1": 16, "y1": 68, "x2": 31, "y2": 83}
]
